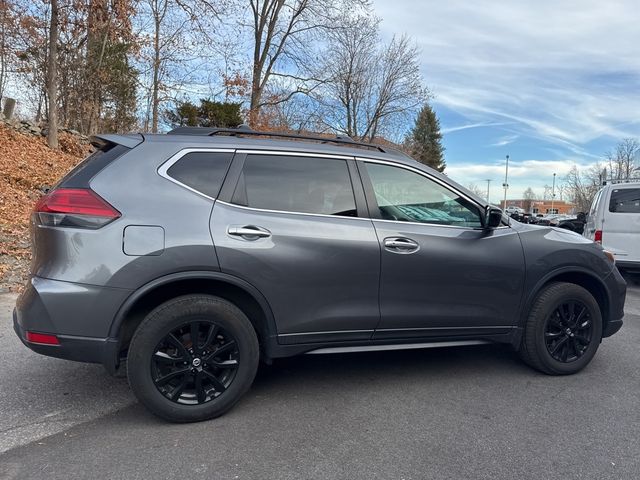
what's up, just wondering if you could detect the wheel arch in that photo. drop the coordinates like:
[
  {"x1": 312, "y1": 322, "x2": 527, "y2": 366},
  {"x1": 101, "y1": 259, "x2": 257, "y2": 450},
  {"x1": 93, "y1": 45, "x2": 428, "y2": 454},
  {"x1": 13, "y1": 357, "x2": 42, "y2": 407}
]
[
  {"x1": 521, "y1": 267, "x2": 611, "y2": 330},
  {"x1": 108, "y1": 271, "x2": 278, "y2": 367}
]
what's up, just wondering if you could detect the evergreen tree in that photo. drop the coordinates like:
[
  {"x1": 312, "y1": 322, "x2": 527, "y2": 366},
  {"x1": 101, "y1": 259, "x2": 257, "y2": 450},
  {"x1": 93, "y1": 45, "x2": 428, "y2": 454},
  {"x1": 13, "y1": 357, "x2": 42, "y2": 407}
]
[
  {"x1": 405, "y1": 103, "x2": 446, "y2": 172},
  {"x1": 165, "y1": 99, "x2": 243, "y2": 129}
]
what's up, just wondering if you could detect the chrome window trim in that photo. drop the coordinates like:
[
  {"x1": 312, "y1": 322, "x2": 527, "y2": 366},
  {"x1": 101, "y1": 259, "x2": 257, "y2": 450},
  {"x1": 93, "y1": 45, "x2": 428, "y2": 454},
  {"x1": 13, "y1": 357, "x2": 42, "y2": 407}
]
[
  {"x1": 157, "y1": 148, "x2": 236, "y2": 201},
  {"x1": 217, "y1": 200, "x2": 371, "y2": 222},
  {"x1": 357, "y1": 156, "x2": 511, "y2": 230}
]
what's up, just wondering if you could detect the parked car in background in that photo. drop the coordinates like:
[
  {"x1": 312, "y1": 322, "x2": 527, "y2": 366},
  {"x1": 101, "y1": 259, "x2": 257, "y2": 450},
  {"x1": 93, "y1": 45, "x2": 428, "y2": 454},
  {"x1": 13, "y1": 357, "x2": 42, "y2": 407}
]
[
  {"x1": 584, "y1": 181, "x2": 640, "y2": 271},
  {"x1": 505, "y1": 206, "x2": 525, "y2": 221},
  {"x1": 558, "y1": 213, "x2": 586, "y2": 235},
  {"x1": 13, "y1": 126, "x2": 627, "y2": 422}
]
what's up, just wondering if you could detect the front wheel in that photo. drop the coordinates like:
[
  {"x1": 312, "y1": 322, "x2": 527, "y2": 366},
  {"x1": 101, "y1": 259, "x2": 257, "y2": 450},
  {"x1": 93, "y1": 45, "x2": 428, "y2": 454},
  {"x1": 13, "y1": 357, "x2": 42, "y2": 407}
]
[
  {"x1": 519, "y1": 282, "x2": 602, "y2": 375},
  {"x1": 127, "y1": 295, "x2": 259, "y2": 422}
]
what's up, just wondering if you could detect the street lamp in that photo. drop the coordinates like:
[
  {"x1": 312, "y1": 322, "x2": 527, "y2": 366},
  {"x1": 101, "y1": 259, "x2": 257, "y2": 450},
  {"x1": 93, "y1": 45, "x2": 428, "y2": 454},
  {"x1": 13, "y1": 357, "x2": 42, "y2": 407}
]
[
  {"x1": 485, "y1": 179, "x2": 491, "y2": 202},
  {"x1": 502, "y1": 155, "x2": 509, "y2": 209},
  {"x1": 551, "y1": 173, "x2": 556, "y2": 213}
]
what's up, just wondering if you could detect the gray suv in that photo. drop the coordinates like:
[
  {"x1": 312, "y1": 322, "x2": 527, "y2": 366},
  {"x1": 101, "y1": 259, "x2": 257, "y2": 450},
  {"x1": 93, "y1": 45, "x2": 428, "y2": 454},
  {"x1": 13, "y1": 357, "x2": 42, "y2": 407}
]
[{"x1": 14, "y1": 126, "x2": 626, "y2": 422}]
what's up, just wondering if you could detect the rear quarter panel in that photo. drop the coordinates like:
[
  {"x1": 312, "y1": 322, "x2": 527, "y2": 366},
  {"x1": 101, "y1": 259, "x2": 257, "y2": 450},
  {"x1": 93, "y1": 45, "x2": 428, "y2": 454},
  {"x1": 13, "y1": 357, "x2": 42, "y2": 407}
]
[{"x1": 31, "y1": 139, "x2": 222, "y2": 289}]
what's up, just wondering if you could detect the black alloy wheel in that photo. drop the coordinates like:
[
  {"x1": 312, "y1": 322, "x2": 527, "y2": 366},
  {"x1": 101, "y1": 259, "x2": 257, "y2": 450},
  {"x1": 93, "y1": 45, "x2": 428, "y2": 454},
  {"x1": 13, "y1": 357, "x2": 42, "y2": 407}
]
[
  {"x1": 152, "y1": 321, "x2": 239, "y2": 405},
  {"x1": 544, "y1": 300, "x2": 593, "y2": 363},
  {"x1": 519, "y1": 282, "x2": 602, "y2": 375},
  {"x1": 127, "y1": 294, "x2": 259, "y2": 422}
]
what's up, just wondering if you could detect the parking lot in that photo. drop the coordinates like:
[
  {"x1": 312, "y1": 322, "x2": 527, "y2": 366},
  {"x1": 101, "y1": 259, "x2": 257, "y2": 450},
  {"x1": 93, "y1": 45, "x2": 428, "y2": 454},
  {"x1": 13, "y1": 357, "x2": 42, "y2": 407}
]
[{"x1": 1, "y1": 276, "x2": 639, "y2": 480}]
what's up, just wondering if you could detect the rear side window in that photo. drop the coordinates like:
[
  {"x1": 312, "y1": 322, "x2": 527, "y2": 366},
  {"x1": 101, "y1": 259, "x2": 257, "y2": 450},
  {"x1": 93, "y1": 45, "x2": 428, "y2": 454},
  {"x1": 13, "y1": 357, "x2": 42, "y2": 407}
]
[
  {"x1": 232, "y1": 154, "x2": 357, "y2": 216},
  {"x1": 609, "y1": 188, "x2": 640, "y2": 213},
  {"x1": 166, "y1": 151, "x2": 234, "y2": 198}
]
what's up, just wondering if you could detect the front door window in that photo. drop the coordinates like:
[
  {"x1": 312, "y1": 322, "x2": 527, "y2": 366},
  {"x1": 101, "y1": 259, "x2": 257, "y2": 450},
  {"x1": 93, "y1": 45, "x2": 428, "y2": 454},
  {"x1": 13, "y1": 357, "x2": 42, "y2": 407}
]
[{"x1": 364, "y1": 163, "x2": 482, "y2": 228}]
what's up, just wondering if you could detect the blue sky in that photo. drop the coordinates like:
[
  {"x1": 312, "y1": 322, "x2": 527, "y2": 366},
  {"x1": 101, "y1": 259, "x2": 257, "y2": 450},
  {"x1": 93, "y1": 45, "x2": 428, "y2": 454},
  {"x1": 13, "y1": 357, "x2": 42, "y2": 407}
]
[{"x1": 373, "y1": 0, "x2": 640, "y2": 202}]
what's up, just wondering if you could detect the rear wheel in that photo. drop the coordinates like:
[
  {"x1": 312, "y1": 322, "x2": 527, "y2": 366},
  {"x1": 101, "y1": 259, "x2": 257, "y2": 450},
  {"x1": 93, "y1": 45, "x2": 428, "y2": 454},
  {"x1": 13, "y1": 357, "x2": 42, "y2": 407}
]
[
  {"x1": 127, "y1": 294, "x2": 259, "y2": 422},
  {"x1": 520, "y1": 282, "x2": 602, "y2": 375}
]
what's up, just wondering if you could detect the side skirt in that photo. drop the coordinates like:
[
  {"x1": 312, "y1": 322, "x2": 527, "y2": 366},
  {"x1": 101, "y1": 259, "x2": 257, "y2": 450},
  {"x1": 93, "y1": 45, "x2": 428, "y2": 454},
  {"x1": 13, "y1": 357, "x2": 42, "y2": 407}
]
[{"x1": 305, "y1": 340, "x2": 490, "y2": 355}]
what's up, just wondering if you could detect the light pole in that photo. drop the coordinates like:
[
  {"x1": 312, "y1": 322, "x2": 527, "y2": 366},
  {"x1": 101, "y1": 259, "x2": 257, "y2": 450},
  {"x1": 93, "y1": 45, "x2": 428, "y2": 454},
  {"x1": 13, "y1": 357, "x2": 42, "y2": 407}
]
[
  {"x1": 502, "y1": 155, "x2": 509, "y2": 209},
  {"x1": 551, "y1": 173, "x2": 556, "y2": 213},
  {"x1": 485, "y1": 179, "x2": 491, "y2": 203}
]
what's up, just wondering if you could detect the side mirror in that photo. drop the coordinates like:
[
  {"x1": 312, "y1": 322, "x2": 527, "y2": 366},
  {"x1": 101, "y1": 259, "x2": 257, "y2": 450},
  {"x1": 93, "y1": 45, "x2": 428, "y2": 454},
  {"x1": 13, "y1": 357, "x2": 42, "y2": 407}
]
[{"x1": 484, "y1": 207, "x2": 503, "y2": 229}]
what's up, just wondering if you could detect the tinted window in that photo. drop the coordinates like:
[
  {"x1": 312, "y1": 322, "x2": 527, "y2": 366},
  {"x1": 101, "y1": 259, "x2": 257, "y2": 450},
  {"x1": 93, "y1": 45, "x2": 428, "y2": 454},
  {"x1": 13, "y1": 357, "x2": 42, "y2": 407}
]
[
  {"x1": 365, "y1": 163, "x2": 482, "y2": 227},
  {"x1": 232, "y1": 155, "x2": 357, "y2": 216},
  {"x1": 609, "y1": 188, "x2": 640, "y2": 213},
  {"x1": 166, "y1": 151, "x2": 233, "y2": 198}
]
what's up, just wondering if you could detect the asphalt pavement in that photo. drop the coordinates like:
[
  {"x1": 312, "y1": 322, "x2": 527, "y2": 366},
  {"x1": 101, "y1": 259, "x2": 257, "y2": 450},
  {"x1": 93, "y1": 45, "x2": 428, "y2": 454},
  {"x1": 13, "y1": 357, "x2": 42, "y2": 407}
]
[{"x1": 1, "y1": 276, "x2": 639, "y2": 479}]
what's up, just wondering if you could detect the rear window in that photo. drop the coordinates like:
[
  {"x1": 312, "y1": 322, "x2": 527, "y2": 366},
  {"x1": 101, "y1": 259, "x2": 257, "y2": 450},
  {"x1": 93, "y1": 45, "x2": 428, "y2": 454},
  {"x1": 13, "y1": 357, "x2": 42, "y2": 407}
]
[
  {"x1": 609, "y1": 188, "x2": 640, "y2": 213},
  {"x1": 166, "y1": 151, "x2": 234, "y2": 198},
  {"x1": 231, "y1": 154, "x2": 357, "y2": 216}
]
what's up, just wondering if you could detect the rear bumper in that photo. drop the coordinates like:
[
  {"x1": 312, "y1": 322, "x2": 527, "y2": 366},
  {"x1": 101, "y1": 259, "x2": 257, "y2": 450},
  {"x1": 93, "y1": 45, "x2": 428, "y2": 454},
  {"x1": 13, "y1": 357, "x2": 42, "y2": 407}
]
[
  {"x1": 13, "y1": 276, "x2": 132, "y2": 371},
  {"x1": 13, "y1": 309, "x2": 119, "y2": 366}
]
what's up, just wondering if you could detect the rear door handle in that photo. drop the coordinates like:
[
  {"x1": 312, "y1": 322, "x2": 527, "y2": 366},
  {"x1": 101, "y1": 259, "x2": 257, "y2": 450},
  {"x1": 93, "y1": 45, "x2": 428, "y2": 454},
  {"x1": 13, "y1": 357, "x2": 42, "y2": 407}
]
[
  {"x1": 384, "y1": 237, "x2": 419, "y2": 254},
  {"x1": 227, "y1": 225, "x2": 271, "y2": 240}
]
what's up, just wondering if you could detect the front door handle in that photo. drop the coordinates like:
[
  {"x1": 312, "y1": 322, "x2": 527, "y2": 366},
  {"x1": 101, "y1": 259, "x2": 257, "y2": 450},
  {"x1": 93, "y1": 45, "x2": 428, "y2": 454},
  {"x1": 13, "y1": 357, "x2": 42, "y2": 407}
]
[
  {"x1": 227, "y1": 225, "x2": 271, "y2": 240},
  {"x1": 384, "y1": 237, "x2": 419, "y2": 254}
]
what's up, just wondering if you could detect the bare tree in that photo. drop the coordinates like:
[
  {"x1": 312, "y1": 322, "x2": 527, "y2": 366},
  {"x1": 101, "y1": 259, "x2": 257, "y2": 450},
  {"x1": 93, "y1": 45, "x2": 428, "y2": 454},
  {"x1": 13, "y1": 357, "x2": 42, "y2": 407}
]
[
  {"x1": 319, "y1": 15, "x2": 427, "y2": 141},
  {"x1": 523, "y1": 187, "x2": 536, "y2": 212},
  {"x1": 0, "y1": 0, "x2": 19, "y2": 103},
  {"x1": 467, "y1": 183, "x2": 485, "y2": 197},
  {"x1": 564, "y1": 164, "x2": 603, "y2": 212},
  {"x1": 140, "y1": 0, "x2": 222, "y2": 132},
  {"x1": 46, "y1": 0, "x2": 59, "y2": 148},
  {"x1": 605, "y1": 138, "x2": 640, "y2": 181},
  {"x1": 245, "y1": 0, "x2": 369, "y2": 126}
]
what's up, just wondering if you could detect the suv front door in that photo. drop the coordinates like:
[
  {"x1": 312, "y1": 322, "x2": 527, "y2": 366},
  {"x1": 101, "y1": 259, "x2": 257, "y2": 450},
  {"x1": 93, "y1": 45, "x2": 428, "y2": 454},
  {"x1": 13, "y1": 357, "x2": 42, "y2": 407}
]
[
  {"x1": 358, "y1": 160, "x2": 525, "y2": 340},
  {"x1": 211, "y1": 152, "x2": 380, "y2": 345}
]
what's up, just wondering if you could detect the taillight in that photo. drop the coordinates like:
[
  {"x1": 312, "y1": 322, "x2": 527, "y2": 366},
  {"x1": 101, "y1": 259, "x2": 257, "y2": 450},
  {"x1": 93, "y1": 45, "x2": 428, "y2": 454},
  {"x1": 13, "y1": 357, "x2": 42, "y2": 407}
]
[
  {"x1": 26, "y1": 331, "x2": 60, "y2": 345},
  {"x1": 34, "y1": 188, "x2": 120, "y2": 229},
  {"x1": 594, "y1": 230, "x2": 602, "y2": 244}
]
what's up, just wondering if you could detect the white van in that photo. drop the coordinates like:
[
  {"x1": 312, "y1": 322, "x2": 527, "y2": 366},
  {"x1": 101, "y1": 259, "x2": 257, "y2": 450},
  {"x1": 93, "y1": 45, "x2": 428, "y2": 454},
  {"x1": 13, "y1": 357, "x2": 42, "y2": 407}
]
[{"x1": 584, "y1": 181, "x2": 640, "y2": 271}]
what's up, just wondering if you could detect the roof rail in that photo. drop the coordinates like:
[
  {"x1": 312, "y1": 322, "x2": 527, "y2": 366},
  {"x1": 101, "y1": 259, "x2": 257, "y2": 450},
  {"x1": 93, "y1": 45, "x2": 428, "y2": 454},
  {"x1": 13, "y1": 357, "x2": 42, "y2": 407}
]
[
  {"x1": 167, "y1": 124, "x2": 389, "y2": 153},
  {"x1": 602, "y1": 177, "x2": 640, "y2": 185}
]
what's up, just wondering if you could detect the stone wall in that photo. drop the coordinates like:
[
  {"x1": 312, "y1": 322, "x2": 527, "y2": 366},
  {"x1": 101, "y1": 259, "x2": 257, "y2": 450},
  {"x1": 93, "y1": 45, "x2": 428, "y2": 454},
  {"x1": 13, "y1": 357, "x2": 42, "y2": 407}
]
[{"x1": 0, "y1": 112, "x2": 90, "y2": 143}]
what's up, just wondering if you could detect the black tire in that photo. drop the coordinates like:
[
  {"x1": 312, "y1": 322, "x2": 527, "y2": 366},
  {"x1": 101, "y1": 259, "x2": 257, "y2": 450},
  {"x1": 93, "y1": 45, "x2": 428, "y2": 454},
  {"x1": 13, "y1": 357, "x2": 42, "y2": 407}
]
[
  {"x1": 127, "y1": 294, "x2": 259, "y2": 422},
  {"x1": 519, "y1": 282, "x2": 602, "y2": 375}
]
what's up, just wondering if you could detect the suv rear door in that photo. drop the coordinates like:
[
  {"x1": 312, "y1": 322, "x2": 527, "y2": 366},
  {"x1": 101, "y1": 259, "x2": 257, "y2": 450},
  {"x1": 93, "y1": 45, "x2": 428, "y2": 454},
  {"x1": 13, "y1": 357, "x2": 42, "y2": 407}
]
[
  {"x1": 210, "y1": 151, "x2": 380, "y2": 344},
  {"x1": 603, "y1": 185, "x2": 640, "y2": 264},
  {"x1": 358, "y1": 159, "x2": 525, "y2": 340}
]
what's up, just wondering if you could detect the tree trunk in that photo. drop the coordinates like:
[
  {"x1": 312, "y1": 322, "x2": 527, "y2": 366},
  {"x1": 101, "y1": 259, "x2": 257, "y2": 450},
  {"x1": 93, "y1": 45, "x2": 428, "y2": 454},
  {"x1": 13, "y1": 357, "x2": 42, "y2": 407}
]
[
  {"x1": 249, "y1": 65, "x2": 261, "y2": 127},
  {"x1": 47, "y1": 0, "x2": 59, "y2": 149},
  {"x1": 151, "y1": 16, "x2": 161, "y2": 133}
]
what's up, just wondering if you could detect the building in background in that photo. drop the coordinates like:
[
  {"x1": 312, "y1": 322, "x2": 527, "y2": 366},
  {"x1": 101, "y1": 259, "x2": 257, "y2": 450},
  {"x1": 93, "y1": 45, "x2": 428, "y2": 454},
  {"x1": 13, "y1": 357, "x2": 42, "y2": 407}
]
[{"x1": 500, "y1": 199, "x2": 576, "y2": 215}]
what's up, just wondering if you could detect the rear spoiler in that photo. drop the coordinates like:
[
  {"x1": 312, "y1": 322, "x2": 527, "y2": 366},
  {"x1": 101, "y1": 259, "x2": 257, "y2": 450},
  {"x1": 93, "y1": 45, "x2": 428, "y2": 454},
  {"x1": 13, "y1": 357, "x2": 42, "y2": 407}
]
[{"x1": 90, "y1": 133, "x2": 144, "y2": 150}]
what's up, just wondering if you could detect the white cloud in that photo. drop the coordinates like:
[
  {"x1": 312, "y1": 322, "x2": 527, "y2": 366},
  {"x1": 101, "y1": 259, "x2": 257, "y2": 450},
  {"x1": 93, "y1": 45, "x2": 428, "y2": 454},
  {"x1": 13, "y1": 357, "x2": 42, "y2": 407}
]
[
  {"x1": 446, "y1": 158, "x2": 599, "y2": 202},
  {"x1": 372, "y1": 0, "x2": 640, "y2": 147},
  {"x1": 441, "y1": 121, "x2": 509, "y2": 134},
  {"x1": 490, "y1": 134, "x2": 519, "y2": 147}
]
